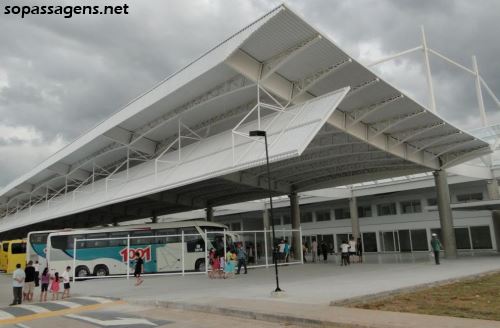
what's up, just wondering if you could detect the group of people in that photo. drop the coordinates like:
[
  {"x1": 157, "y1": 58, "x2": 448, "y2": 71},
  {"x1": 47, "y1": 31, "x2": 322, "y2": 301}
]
[
  {"x1": 277, "y1": 239, "x2": 291, "y2": 263},
  {"x1": 304, "y1": 237, "x2": 362, "y2": 265},
  {"x1": 11, "y1": 261, "x2": 71, "y2": 306},
  {"x1": 208, "y1": 243, "x2": 248, "y2": 279}
]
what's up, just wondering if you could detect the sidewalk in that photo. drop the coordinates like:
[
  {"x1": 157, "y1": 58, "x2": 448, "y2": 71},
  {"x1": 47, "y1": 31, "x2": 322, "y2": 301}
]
[{"x1": 131, "y1": 297, "x2": 500, "y2": 328}]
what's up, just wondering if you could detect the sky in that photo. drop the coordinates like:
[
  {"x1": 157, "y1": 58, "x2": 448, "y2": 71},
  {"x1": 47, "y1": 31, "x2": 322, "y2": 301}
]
[{"x1": 0, "y1": 0, "x2": 499, "y2": 187}]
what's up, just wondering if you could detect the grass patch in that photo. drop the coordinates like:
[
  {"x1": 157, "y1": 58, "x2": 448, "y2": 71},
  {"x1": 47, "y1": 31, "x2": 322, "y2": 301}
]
[{"x1": 350, "y1": 272, "x2": 500, "y2": 321}]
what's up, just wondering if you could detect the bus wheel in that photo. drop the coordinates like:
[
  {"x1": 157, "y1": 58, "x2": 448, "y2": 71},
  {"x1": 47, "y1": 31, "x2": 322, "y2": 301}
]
[
  {"x1": 94, "y1": 265, "x2": 109, "y2": 276},
  {"x1": 75, "y1": 266, "x2": 90, "y2": 278},
  {"x1": 195, "y1": 258, "x2": 205, "y2": 272}
]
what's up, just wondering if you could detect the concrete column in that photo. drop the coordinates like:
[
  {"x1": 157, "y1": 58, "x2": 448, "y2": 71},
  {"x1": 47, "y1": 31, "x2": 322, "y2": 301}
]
[
  {"x1": 349, "y1": 197, "x2": 360, "y2": 239},
  {"x1": 289, "y1": 192, "x2": 301, "y2": 260},
  {"x1": 263, "y1": 208, "x2": 270, "y2": 230},
  {"x1": 433, "y1": 170, "x2": 457, "y2": 258},
  {"x1": 206, "y1": 205, "x2": 213, "y2": 222},
  {"x1": 487, "y1": 179, "x2": 500, "y2": 200}
]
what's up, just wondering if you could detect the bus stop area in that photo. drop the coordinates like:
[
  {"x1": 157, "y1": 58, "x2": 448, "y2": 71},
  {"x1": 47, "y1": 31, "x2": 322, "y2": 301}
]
[{"x1": 1, "y1": 253, "x2": 499, "y2": 327}]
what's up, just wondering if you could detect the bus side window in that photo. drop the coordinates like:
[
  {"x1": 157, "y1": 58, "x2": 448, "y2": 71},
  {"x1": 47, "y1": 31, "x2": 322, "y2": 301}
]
[
  {"x1": 11, "y1": 243, "x2": 26, "y2": 254},
  {"x1": 155, "y1": 229, "x2": 180, "y2": 244},
  {"x1": 109, "y1": 232, "x2": 128, "y2": 246},
  {"x1": 130, "y1": 231, "x2": 154, "y2": 246},
  {"x1": 86, "y1": 233, "x2": 109, "y2": 248},
  {"x1": 66, "y1": 235, "x2": 86, "y2": 250},
  {"x1": 2, "y1": 243, "x2": 8, "y2": 252},
  {"x1": 183, "y1": 227, "x2": 204, "y2": 253}
]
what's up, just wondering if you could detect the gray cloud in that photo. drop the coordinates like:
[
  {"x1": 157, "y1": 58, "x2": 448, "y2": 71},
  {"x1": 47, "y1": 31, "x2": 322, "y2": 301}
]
[{"x1": 0, "y1": 0, "x2": 499, "y2": 187}]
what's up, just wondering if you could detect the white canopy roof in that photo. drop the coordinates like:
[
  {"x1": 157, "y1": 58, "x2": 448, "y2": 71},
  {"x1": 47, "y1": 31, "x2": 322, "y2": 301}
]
[{"x1": 0, "y1": 5, "x2": 490, "y2": 234}]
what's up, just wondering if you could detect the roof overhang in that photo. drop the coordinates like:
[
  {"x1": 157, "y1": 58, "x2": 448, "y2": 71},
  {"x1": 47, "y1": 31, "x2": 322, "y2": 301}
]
[{"x1": 0, "y1": 4, "x2": 491, "y2": 234}]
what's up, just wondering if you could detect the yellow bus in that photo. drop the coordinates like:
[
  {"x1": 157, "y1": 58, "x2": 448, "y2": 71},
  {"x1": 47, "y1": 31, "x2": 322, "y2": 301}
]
[{"x1": 0, "y1": 240, "x2": 27, "y2": 273}]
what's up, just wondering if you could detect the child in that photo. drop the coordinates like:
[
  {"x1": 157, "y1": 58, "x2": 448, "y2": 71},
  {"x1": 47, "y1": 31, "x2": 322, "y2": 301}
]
[
  {"x1": 134, "y1": 252, "x2": 144, "y2": 286},
  {"x1": 40, "y1": 268, "x2": 50, "y2": 302},
  {"x1": 340, "y1": 240, "x2": 350, "y2": 266},
  {"x1": 210, "y1": 255, "x2": 220, "y2": 279},
  {"x1": 62, "y1": 266, "x2": 71, "y2": 299},
  {"x1": 223, "y1": 258, "x2": 235, "y2": 279},
  {"x1": 50, "y1": 272, "x2": 60, "y2": 300}
]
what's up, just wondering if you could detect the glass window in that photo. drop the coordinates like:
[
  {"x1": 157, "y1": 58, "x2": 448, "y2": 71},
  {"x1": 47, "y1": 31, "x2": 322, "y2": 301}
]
[
  {"x1": 470, "y1": 226, "x2": 493, "y2": 249},
  {"x1": 86, "y1": 233, "x2": 109, "y2": 248},
  {"x1": 231, "y1": 222, "x2": 241, "y2": 231},
  {"x1": 30, "y1": 233, "x2": 48, "y2": 244},
  {"x1": 362, "y1": 232, "x2": 377, "y2": 252},
  {"x1": 377, "y1": 203, "x2": 397, "y2": 216},
  {"x1": 358, "y1": 205, "x2": 372, "y2": 218},
  {"x1": 427, "y1": 198, "x2": 437, "y2": 206},
  {"x1": 380, "y1": 231, "x2": 396, "y2": 252},
  {"x1": 315, "y1": 210, "x2": 331, "y2": 222},
  {"x1": 401, "y1": 200, "x2": 422, "y2": 214},
  {"x1": 156, "y1": 228, "x2": 180, "y2": 243},
  {"x1": 455, "y1": 228, "x2": 471, "y2": 249},
  {"x1": 282, "y1": 215, "x2": 291, "y2": 225},
  {"x1": 334, "y1": 208, "x2": 350, "y2": 220},
  {"x1": 398, "y1": 230, "x2": 411, "y2": 252},
  {"x1": 11, "y1": 242, "x2": 26, "y2": 254},
  {"x1": 410, "y1": 229, "x2": 428, "y2": 251},
  {"x1": 456, "y1": 193, "x2": 483, "y2": 202},
  {"x1": 66, "y1": 234, "x2": 86, "y2": 250},
  {"x1": 130, "y1": 231, "x2": 154, "y2": 246},
  {"x1": 300, "y1": 212, "x2": 313, "y2": 223},
  {"x1": 109, "y1": 232, "x2": 129, "y2": 247},
  {"x1": 273, "y1": 217, "x2": 281, "y2": 226},
  {"x1": 3, "y1": 243, "x2": 8, "y2": 252}
]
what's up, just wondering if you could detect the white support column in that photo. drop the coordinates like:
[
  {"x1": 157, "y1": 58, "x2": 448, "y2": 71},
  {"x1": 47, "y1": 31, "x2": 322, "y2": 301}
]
[
  {"x1": 204, "y1": 229, "x2": 208, "y2": 275},
  {"x1": 264, "y1": 227, "x2": 269, "y2": 268},
  {"x1": 181, "y1": 231, "x2": 185, "y2": 276},
  {"x1": 433, "y1": 170, "x2": 457, "y2": 258},
  {"x1": 72, "y1": 238, "x2": 77, "y2": 283},
  {"x1": 349, "y1": 196, "x2": 360, "y2": 239},
  {"x1": 421, "y1": 26, "x2": 437, "y2": 113},
  {"x1": 126, "y1": 235, "x2": 130, "y2": 280},
  {"x1": 472, "y1": 55, "x2": 488, "y2": 127}
]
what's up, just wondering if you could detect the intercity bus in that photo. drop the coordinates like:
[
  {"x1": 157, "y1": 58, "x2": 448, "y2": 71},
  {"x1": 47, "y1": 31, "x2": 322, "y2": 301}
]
[
  {"x1": 46, "y1": 221, "x2": 235, "y2": 278},
  {"x1": 0, "y1": 239, "x2": 27, "y2": 273},
  {"x1": 26, "y1": 230, "x2": 59, "y2": 270}
]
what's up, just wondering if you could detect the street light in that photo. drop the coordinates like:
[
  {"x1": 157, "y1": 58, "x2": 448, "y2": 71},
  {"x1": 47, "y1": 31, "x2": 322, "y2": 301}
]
[{"x1": 249, "y1": 129, "x2": 282, "y2": 293}]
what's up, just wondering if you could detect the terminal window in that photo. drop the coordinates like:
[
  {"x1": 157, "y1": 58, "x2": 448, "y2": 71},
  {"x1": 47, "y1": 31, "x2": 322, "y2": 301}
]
[
  {"x1": 282, "y1": 215, "x2": 291, "y2": 225},
  {"x1": 334, "y1": 208, "x2": 350, "y2": 220},
  {"x1": 315, "y1": 210, "x2": 331, "y2": 221},
  {"x1": 300, "y1": 212, "x2": 313, "y2": 223},
  {"x1": 456, "y1": 192, "x2": 483, "y2": 202},
  {"x1": 377, "y1": 203, "x2": 397, "y2": 216},
  {"x1": 401, "y1": 200, "x2": 422, "y2": 214},
  {"x1": 358, "y1": 205, "x2": 372, "y2": 217}
]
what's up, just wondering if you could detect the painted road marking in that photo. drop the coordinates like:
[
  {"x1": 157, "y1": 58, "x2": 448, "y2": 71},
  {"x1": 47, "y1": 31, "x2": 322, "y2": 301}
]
[
  {"x1": 15, "y1": 304, "x2": 50, "y2": 313},
  {"x1": 49, "y1": 300, "x2": 82, "y2": 309},
  {"x1": 0, "y1": 309, "x2": 15, "y2": 319},
  {"x1": 0, "y1": 301, "x2": 124, "y2": 325},
  {"x1": 65, "y1": 313, "x2": 158, "y2": 327},
  {"x1": 73, "y1": 296, "x2": 113, "y2": 304}
]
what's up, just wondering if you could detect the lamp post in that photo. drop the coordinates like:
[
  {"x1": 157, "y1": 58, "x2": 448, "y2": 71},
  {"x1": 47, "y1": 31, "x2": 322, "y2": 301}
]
[{"x1": 249, "y1": 130, "x2": 282, "y2": 292}]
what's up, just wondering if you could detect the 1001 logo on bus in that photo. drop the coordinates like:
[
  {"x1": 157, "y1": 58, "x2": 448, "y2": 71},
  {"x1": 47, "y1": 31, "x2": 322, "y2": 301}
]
[{"x1": 119, "y1": 246, "x2": 151, "y2": 262}]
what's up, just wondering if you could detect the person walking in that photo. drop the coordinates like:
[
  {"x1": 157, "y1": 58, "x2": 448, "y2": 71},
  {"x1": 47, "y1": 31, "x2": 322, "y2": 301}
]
[
  {"x1": 10, "y1": 263, "x2": 25, "y2": 306},
  {"x1": 356, "y1": 238, "x2": 363, "y2": 263},
  {"x1": 284, "y1": 240, "x2": 290, "y2": 263},
  {"x1": 430, "y1": 233, "x2": 443, "y2": 265},
  {"x1": 34, "y1": 261, "x2": 40, "y2": 288},
  {"x1": 134, "y1": 252, "x2": 144, "y2": 286},
  {"x1": 348, "y1": 237, "x2": 357, "y2": 264},
  {"x1": 340, "y1": 240, "x2": 350, "y2": 266},
  {"x1": 62, "y1": 266, "x2": 71, "y2": 299},
  {"x1": 302, "y1": 242, "x2": 308, "y2": 263},
  {"x1": 39, "y1": 267, "x2": 50, "y2": 302},
  {"x1": 23, "y1": 261, "x2": 36, "y2": 302},
  {"x1": 311, "y1": 238, "x2": 318, "y2": 263},
  {"x1": 321, "y1": 241, "x2": 328, "y2": 262},
  {"x1": 236, "y1": 243, "x2": 247, "y2": 274}
]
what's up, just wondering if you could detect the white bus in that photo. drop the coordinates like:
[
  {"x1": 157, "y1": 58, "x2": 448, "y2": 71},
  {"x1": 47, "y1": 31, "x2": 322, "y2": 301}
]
[
  {"x1": 46, "y1": 221, "x2": 235, "y2": 278},
  {"x1": 27, "y1": 230, "x2": 61, "y2": 269}
]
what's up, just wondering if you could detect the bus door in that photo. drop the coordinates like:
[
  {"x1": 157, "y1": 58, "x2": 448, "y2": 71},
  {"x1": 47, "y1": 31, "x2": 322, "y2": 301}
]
[
  {"x1": 155, "y1": 229, "x2": 182, "y2": 272},
  {"x1": 0, "y1": 242, "x2": 7, "y2": 271}
]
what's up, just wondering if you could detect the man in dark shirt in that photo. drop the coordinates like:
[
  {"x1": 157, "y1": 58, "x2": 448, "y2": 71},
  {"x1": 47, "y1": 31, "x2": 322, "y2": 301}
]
[{"x1": 24, "y1": 261, "x2": 36, "y2": 301}]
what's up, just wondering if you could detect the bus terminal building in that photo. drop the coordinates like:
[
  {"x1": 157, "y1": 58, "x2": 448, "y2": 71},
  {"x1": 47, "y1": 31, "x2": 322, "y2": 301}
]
[{"x1": 0, "y1": 5, "x2": 499, "y2": 260}]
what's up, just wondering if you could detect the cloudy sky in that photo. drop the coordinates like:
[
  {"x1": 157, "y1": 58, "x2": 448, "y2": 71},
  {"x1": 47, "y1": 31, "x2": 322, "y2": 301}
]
[{"x1": 0, "y1": 0, "x2": 499, "y2": 187}]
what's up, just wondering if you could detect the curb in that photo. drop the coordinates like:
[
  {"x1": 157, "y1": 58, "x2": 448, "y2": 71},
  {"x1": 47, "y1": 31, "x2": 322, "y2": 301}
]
[
  {"x1": 330, "y1": 269, "x2": 500, "y2": 306},
  {"x1": 128, "y1": 299, "x2": 362, "y2": 328}
]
